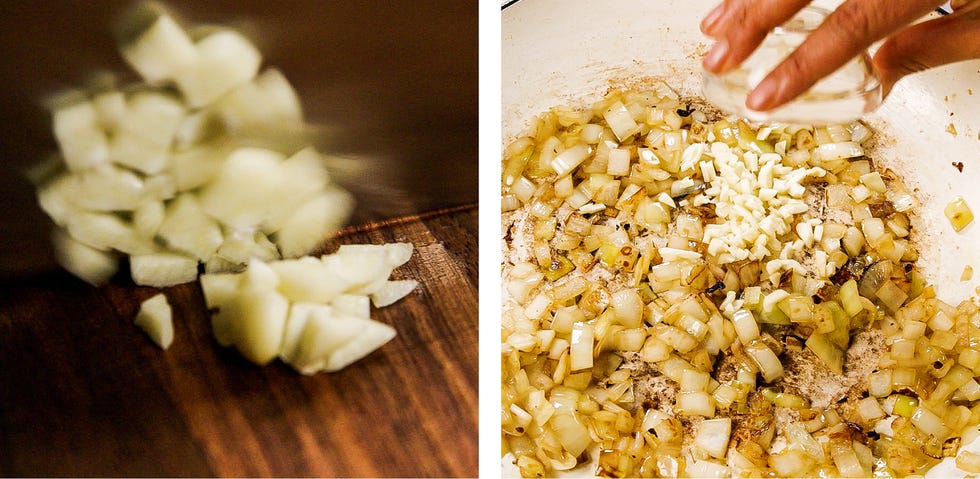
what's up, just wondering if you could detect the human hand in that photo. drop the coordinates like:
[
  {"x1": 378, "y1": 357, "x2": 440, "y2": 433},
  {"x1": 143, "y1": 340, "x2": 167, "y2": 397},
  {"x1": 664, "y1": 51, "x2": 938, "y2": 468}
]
[{"x1": 701, "y1": 0, "x2": 980, "y2": 112}]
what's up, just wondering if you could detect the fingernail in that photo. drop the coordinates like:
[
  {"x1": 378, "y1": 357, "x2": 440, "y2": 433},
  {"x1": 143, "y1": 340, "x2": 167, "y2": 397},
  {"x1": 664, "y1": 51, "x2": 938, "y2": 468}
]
[
  {"x1": 746, "y1": 75, "x2": 781, "y2": 111},
  {"x1": 701, "y1": 3, "x2": 726, "y2": 34},
  {"x1": 703, "y1": 41, "x2": 729, "y2": 72}
]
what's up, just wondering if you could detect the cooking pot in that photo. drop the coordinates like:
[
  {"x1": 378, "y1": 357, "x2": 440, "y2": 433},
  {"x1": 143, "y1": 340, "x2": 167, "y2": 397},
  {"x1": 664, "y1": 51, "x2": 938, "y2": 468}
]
[{"x1": 502, "y1": 0, "x2": 980, "y2": 476}]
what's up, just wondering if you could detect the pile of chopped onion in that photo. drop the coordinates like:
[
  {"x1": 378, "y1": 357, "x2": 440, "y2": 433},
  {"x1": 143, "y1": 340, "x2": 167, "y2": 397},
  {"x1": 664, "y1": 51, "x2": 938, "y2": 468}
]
[
  {"x1": 501, "y1": 82, "x2": 980, "y2": 478},
  {"x1": 32, "y1": 3, "x2": 353, "y2": 287}
]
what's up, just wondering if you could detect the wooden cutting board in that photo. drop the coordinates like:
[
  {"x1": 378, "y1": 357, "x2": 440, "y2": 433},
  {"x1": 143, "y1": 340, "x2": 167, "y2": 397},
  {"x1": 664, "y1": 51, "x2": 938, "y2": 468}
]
[{"x1": 0, "y1": 205, "x2": 478, "y2": 477}]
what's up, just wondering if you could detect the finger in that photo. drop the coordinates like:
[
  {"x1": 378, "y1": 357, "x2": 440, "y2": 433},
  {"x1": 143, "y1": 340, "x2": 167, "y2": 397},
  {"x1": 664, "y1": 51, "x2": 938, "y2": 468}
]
[
  {"x1": 950, "y1": 0, "x2": 980, "y2": 11},
  {"x1": 700, "y1": 2, "x2": 727, "y2": 35},
  {"x1": 873, "y1": 5, "x2": 980, "y2": 97},
  {"x1": 746, "y1": 0, "x2": 943, "y2": 111},
  {"x1": 701, "y1": 0, "x2": 811, "y2": 73}
]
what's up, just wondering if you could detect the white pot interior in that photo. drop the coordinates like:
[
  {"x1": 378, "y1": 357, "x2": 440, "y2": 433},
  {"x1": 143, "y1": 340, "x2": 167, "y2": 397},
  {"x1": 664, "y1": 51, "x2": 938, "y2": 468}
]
[{"x1": 502, "y1": 0, "x2": 980, "y2": 476}]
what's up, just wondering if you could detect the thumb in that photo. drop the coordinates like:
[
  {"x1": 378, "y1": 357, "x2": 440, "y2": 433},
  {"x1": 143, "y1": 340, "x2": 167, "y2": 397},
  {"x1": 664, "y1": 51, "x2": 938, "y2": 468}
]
[{"x1": 873, "y1": 5, "x2": 980, "y2": 98}]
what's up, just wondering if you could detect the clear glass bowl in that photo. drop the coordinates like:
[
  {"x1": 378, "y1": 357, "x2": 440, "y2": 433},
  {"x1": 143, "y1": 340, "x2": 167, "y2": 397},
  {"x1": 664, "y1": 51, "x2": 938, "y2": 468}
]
[{"x1": 702, "y1": 6, "x2": 882, "y2": 125}]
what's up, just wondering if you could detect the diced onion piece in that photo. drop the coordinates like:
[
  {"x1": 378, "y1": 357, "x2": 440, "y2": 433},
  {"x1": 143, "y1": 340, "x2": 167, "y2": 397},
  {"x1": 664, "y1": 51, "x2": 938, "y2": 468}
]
[
  {"x1": 957, "y1": 379, "x2": 980, "y2": 401},
  {"x1": 158, "y1": 193, "x2": 223, "y2": 260},
  {"x1": 119, "y1": 11, "x2": 198, "y2": 84},
  {"x1": 654, "y1": 324, "x2": 698, "y2": 353},
  {"x1": 960, "y1": 348, "x2": 980, "y2": 370},
  {"x1": 945, "y1": 197, "x2": 974, "y2": 232},
  {"x1": 681, "y1": 369, "x2": 711, "y2": 392},
  {"x1": 49, "y1": 98, "x2": 109, "y2": 172},
  {"x1": 610, "y1": 288, "x2": 643, "y2": 328},
  {"x1": 602, "y1": 101, "x2": 639, "y2": 141},
  {"x1": 611, "y1": 327, "x2": 646, "y2": 351},
  {"x1": 956, "y1": 451, "x2": 980, "y2": 473},
  {"x1": 780, "y1": 295, "x2": 813, "y2": 323},
  {"x1": 606, "y1": 148, "x2": 630, "y2": 176},
  {"x1": 930, "y1": 309, "x2": 955, "y2": 332},
  {"x1": 501, "y1": 194, "x2": 520, "y2": 212},
  {"x1": 550, "y1": 410, "x2": 591, "y2": 457},
  {"x1": 911, "y1": 406, "x2": 951, "y2": 439},
  {"x1": 806, "y1": 333, "x2": 844, "y2": 374},
  {"x1": 331, "y1": 294, "x2": 371, "y2": 320},
  {"x1": 112, "y1": 91, "x2": 185, "y2": 173},
  {"x1": 875, "y1": 280, "x2": 908, "y2": 314},
  {"x1": 659, "y1": 356, "x2": 696, "y2": 383},
  {"x1": 860, "y1": 172, "x2": 887, "y2": 193},
  {"x1": 686, "y1": 460, "x2": 730, "y2": 478},
  {"x1": 278, "y1": 302, "x2": 327, "y2": 362},
  {"x1": 199, "y1": 271, "x2": 240, "y2": 310},
  {"x1": 712, "y1": 383, "x2": 739, "y2": 409},
  {"x1": 173, "y1": 29, "x2": 262, "y2": 108},
  {"x1": 134, "y1": 200, "x2": 166, "y2": 238},
  {"x1": 856, "y1": 397, "x2": 886, "y2": 422},
  {"x1": 838, "y1": 279, "x2": 862, "y2": 318},
  {"x1": 52, "y1": 228, "x2": 119, "y2": 286},
  {"x1": 891, "y1": 367, "x2": 918, "y2": 390},
  {"x1": 745, "y1": 340, "x2": 784, "y2": 382},
  {"x1": 66, "y1": 211, "x2": 157, "y2": 255},
  {"x1": 760, "y1": 388, "x2": 809, "y2": 409},
  {"x1": 676, "y1": 391, "x2": 715, "y2": 417},
  {"x1": 784, "y1": 422, "x2": 824, "y2": 461},
  {"x1": 130, "y1": 252, "x2": 199, "y2": 287},
  {"x1": 640, "y1": 336, "x2": 672, "y2": 363},
  {"x1": 866, "y1": 372, "x2": 890, "y2": 399},
  {"x1": 892, "y1": 394, "x2": 918, "y2": 418},
  {"x1": 134, "y1": 292, "x2": 174, "y2": 349},
  {"x1": 861, "y1": 217, "x2": 886, "y2": 244},
  {"x1": 288, "y1": 311, "x2": 396, "y2": 374},
  {"x1": 930, "y1": 364, "x2": 974, "y2": 402},
  {"x1": 225, "y1": 288, "x2": 289, "y2": 365},
  {"x1": 218, "y1": 68, "x2": 304, "y2": 133},
  {"x1": 277, "y1": 188, "x2": 354, "y2": 258},
  {"x1": 813, "y1": 141, "x2": 863, "y2": 162},
  {"x1": 269, "y1": 256, "x2": 348, "y2": 303},
  {"x1": 769, "y1": 448, "x2": 816, "y2": 477},
  {"x1": 569, "y1": 322, "x2": 594, "y2": 371},
  {"x1": 695, "y1": 418, "x2": 732, "y2": 458},
  {"x1": 551, "y1": 144, "x2": 591, "y2": 177},
  {"x1": 830, "y1": 440, "x2": 866, "y2": 478},
  {"x1": 370, "y1": 280, "x2": 418, "y2": 307},
  {"x1": 523, "y1": 292, "x2": 551, "y2": 320},
  {"x1": 64, "y1": 166, "x2": 147, "y2": 212},
  {"x1": 732, "y1": 309, "x2": 759, "y2": 344}
]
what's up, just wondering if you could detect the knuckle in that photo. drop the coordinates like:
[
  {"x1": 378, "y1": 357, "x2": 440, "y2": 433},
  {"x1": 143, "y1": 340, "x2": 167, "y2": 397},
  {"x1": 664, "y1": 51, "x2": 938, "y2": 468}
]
[
  {"x1": 827, "y1": 1, "x2": 879, "y2": 43},
  {"x1": 780, "y1": 51, "x2": 810, "y2": 78}
]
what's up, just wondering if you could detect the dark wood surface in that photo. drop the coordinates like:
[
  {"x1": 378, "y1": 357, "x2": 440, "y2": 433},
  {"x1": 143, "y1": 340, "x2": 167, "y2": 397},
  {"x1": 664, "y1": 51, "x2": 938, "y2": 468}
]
[{"x1": 0, "y1": 206, "x2": 478, "y2": 477}]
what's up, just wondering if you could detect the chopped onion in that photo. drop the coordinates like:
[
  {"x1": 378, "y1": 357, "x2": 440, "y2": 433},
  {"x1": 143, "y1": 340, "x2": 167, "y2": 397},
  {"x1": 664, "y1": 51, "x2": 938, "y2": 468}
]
[
  {"x1": 602, "y1": 100, "x2": 640, "y2": 141},
  {"x1": 830, "y1": 439, "x2": 867, "y2": 477},
  {"x1": 956, "y1": 451, "x2": 980, "y2": 473},
  {"x1": 569, "y1": 322, "x2": 594, "y2": 371},
  {"x1": 686, "y1": 459, "x2": 730, "y2": 478},
  {"x1": 745, "y1": 340, "x2": 784, "y2": 383},
  {"x1": 499, "y1": 84, "x2": 980, "y2": 479},
  {"x1": 732, "y1": 309, "x2": 759, "y2": 344},
  {"x1": 610, "y1": 288, "x2": 644, "y2": 328},
  {"x1": 911, "y1": 406, "x2": 951, "y2": 439},
  {"x1": 676, "y1": 391, "x2": 715, "y2": 417},
  {"x1": 784, "y1": 422, "x2": 823, "y2": 461}
]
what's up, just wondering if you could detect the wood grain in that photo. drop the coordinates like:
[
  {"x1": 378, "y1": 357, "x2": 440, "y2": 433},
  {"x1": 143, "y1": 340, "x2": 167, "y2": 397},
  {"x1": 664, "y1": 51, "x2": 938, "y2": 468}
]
[{"x1": 0, "y1": 206, "x2": 478, "y2": 477}]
